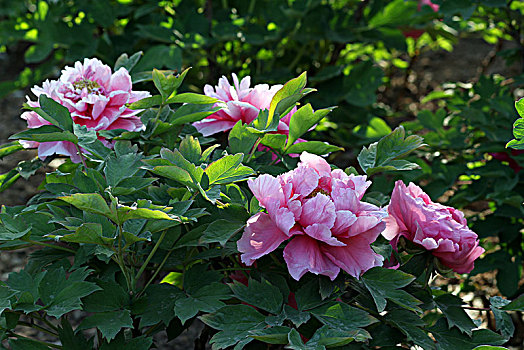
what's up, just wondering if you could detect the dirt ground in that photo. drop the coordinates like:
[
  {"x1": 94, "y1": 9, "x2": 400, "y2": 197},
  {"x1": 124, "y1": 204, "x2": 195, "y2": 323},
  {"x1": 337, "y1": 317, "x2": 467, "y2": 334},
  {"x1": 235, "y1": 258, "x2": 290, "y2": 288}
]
[{"x1": 0, "y1": 36, "x2": 522, "y2": 348}]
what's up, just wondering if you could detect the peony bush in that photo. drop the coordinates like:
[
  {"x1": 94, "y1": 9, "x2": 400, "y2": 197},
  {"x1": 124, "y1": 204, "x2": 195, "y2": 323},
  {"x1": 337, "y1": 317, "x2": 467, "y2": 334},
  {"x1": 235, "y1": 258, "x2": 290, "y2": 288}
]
[{"x1": 0, "y1": 53, "x2": 521, "y2": 349}]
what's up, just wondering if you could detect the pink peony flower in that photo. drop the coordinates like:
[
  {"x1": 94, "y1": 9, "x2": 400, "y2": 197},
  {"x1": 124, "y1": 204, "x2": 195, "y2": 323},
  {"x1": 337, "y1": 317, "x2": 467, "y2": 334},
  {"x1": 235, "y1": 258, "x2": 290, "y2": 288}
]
[
  {"x1": 237, "y1": 152, "x2": 387, "y2": 281},
  {"x1": 192, "y1": 73, "x2": 296, "y2": 137},
  {"x1": 21, "y1": 58, "x2": 150, "y2": 162},
  {"x1": 383, "y1": 181, "x2": 484, "y2": 274}
]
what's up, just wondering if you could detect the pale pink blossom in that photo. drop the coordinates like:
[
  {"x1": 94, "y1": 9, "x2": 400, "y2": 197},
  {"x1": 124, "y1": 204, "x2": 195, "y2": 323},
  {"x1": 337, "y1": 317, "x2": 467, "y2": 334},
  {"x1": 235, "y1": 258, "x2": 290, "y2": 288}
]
[
  {"x1": 192, "y1": 73, "x2": 296, "y2": 137},
  {"x1": 238, "y1": 152, "x2": 387, "y2": 281},
  {"x1": 21, "y1": 58, "x2": 150, "y2": 162},
  {"x1": 383, "y1": 181, "x2": 484, "y2": 274}
]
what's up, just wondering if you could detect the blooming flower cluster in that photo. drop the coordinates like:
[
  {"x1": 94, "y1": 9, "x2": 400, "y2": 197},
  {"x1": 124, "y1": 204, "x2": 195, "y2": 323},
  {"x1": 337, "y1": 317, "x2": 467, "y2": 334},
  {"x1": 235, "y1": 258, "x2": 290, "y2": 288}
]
[
  {"x1": 383, "y1": 180, "x2": 484, "y2": 273},
  {"x1": 193, "y1": 73, "x2": 297, "y2": 137},
  {"x1": 21, "y1": 58, "x2": 150, "y2": 162},
  {"x1": 238, "y1": 152, "x2": 387, "y2": 281}
]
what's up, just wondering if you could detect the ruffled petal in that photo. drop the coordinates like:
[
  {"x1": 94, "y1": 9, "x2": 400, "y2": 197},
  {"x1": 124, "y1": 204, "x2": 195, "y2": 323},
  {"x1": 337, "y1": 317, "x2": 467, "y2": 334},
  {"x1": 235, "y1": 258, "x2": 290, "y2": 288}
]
[
  {"x1": 238, "y1": 213, "x2": 289, "y2": 266},
  {"x1": 283, "y1": 236, "x2": 340, "y2": 281}
]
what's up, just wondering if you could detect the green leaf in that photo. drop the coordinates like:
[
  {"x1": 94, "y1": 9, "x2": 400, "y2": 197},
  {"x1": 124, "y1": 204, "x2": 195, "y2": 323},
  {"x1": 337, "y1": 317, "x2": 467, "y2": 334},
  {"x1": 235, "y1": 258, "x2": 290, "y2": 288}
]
[
  {"x1": 38, "y1": 268, "x2": 101, "y2": 318},
  {"x1": 430, "y1": 318, "x2": 507, "y2": 350},
  {"x1": 516, "y1": 98, "x2": 524, "y2": 118},
  {"x1": 287, "y1": 329, "x2": 323, "y2": 350},
  {"x1": 179, "y1": 136, "x2": 202, "y2": 164},
  {"x1": 307, "y1": 325, "x2": 367, "y2": 347},
  {"x1": 295, "y1": 279, "x2": 326, "y2": 311},
  {"x1": 45, "y1": 281, "x2": 102, "y2": 318},
  {"x1": 59, "y1": 193, "x2": 115, "y2": 221},
  {"x1": 358, "y1": 126, "x2": 424, "y2": 175},
  {"x1": 287, "y1": 105, "x2": 333, "y2": 147},
  {"x1": 285, "y1": 141, "x2": 343, "y2": 155},
  {"x1": 228, "y1": 121, "x2": 259, "y2": 154},
  {"x1": 205, "y1": 154, "x2": 254, "y2": 185},
  {"x1": 490, "y1": 305, "x2": 514, "y2": 339},
  {"x1": 166, "y1": 92, "x2": 218, "y2": 105},
  {"x1": 114, "y1": 51, "x2": 143, "y2": 72},
  {"x1": 128, "y1": 95, "x2": 162, "y2": 110},
  {"x1": 151, "y1": 165, "x2": 194, "y2": 188},
  {"x1": 0, "y1": 286, "x2": 15, "y2": 315},
  {"x1": 58, "y1": 318, "x2": 93, "y2": 349},
  {"x1": 361, "y1": 267, "x2": 420, "y2": 312},
  {"x1": 0, "y1": 222, "x2": 31, "y2": 241},
  {"x1": 230, "y1": 278, "x2": 283, "y2": 314},
  {"x1": 104, "y1": 151, "x2": 142, "y2": 188},
  {"x1": 100, "y1": 334, "x2": 153, "y2": 350},
  {"x1": 79, "y1": 310, "x2": 133, "y2": 341},
  {"x1": 200, "y1": 305, "x2": 266, "y2": 349},
  {"x1": 170, "y1": 103, "x2": 220, "y2": 126},
  {"x1": 311, "y1": 301, "x2": 377, "y2": 333},
  {"x1": 200, "y1": 304, "x2": 266, "y2": 331},
  {"x1": 37, "y1": 95, "x2": 74, "y2": 132},
  {"x1": 10, "y1": 125, "x2": 78, "y2": 144},
  {"x1": 83, "y1": 280, "x2": 129, "y2": 313},
  {"x1": 139, "y1": 284, "x2": 184, "y2": 327},
  {"x1": 152, "y1": 68, "x2": 190, "y2": 102},
  {"x1": 249, "y1": 326, "x2": 291, "y2": 344},
  {"x1": 0, "y1": 170, "x2": 20, "y2": 193},
  {"x1": 174, "y1": 282, "x2": 231, "y2": 324},
  {"x1": 250, "y1": 109, "x2": 280, "y2": 132},
  {"x1": 260, "y1": 133, "x2": 287, "y2": 151},
  {"x1": 200, "y1": 219, "x2": 245, "y2": 246},
  {"x1": 174, "y1": 264, "x2": 232, "y2": 324},
  {"x1": 117, "y1": 206, "x2": 176, "y2": 222},
  {"x1": 269, "y1": 72, "x2": 307, "y2": 120},
  {"x1": 435, "y1": 294, "x2": 477, "y2": 335},
  {"x1": 501, "y1": 294, "x2": 524, "y2": 311},
  {"x1": 385, "y1": 309, "x2": 436, "y2": 349},
  {"x1": 57, "y1": 223, "x2": 114, "y2": 246},
  {"x1": 0, "y1": 142, "x2": 24, "y2": 159}
]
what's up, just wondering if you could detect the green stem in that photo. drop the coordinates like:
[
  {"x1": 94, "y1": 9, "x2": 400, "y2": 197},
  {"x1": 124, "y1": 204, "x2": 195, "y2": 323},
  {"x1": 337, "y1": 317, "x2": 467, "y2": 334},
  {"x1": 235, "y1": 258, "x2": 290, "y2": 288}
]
[
  {"x1": 30, "y1": 312, "x2": 59, "y2": 332},
  {"x1": 25, "y1": 239, "x2": 75, "y2": 254},
  {"x1": 149, "y1": 105, "x2": 165, "y2": 137},
  {"x1": 138, "y1": 248, "x2": 174, "y2": 298},
  {"x1": 135, "y1": 229, "x2": 168, "y2": 286},
  {"x1": 245, "y1": 137, "x2": 262, "y2": 163},
  {"x1": 116, "y1": 224, "x2": 133, "y2": 291},
  {"x1": 7, "y1": 331, "x2": 63, "y2": 349},
  {"x1": 74, "y1": 144, "x2": 88, "y2": 172},
  {"x1": 145, "y1": 321, "x2": 162, "y2": 336},
  {"x1": 17, "y1": 321, "x2": 58, "y2": 337}
]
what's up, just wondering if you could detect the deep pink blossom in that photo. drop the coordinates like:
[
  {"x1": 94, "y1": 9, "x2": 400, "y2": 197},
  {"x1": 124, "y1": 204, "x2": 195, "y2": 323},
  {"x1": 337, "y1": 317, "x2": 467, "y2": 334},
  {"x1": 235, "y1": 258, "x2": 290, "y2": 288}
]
[
  {"x1": 192, "y1": 73, "x2": 296, "y2": 137},
  {"x1": 383, "y1": 181, "x2": 484, "y2": 274},
  {"x1": 237, "y1": 152, "x2": 386, "y2": 281},
  {"x1": 21, "y1": 58, "x2": 150, "y2": 162}
]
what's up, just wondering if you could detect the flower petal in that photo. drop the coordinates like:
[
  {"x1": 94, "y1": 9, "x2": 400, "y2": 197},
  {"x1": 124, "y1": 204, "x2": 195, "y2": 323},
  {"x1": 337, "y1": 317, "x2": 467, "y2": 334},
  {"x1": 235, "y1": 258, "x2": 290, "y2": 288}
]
[
  {"x1": 238, "y1": 213, "x2": 289, "y2": 266},
  {"x1": 283, "y1": 236, "x2": 340, "y2": 281},
  {"x1": 323, "y1": 235, "x2": 384, "y2": 278},
  {"x1": 300, "y1": 194, "x2": 336, "y2": 228}
]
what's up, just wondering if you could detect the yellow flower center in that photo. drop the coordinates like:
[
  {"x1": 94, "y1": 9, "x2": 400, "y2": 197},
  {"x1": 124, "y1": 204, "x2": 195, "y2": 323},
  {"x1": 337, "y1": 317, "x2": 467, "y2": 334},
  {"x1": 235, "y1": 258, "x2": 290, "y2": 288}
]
[
  {"x1": 73, "y1": 79, "x2": 101, "y2": 93},
  {"x1": 305, "y1": 188, "x2": 330, "y2": 199}
]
